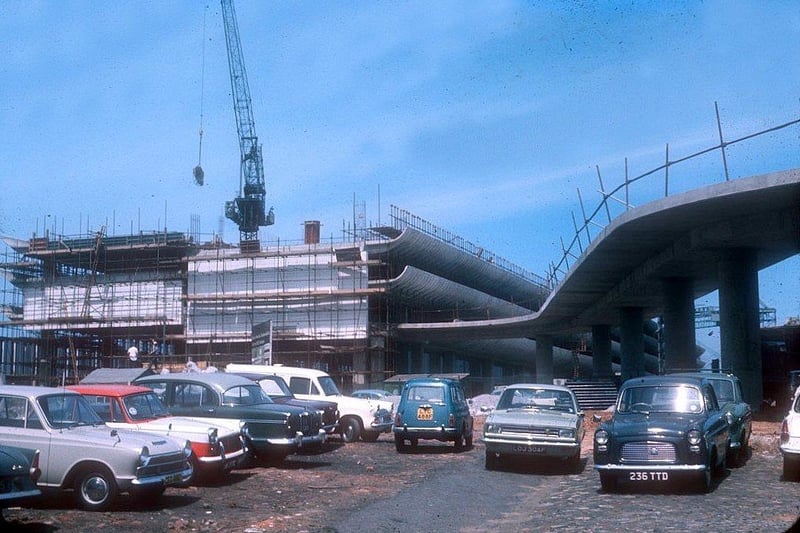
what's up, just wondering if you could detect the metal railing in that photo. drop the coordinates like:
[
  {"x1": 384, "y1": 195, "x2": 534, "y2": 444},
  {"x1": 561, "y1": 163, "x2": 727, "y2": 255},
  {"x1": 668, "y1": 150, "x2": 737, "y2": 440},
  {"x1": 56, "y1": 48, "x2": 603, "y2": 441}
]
[{"x1": 548, "y1": 103, "x2": 800, "y2": 286}]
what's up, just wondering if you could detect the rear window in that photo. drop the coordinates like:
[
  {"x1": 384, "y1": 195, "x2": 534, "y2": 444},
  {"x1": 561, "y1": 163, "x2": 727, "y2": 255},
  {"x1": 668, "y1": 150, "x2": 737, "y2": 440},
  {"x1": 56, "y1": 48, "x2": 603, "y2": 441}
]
[{"x1": 406, "y1": 385, "x2": 445, "y2": 403}]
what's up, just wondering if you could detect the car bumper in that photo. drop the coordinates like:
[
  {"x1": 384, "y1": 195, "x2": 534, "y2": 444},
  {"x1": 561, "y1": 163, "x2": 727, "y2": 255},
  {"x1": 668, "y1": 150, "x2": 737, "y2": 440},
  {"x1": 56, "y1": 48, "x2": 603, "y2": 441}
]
[
  {"x1": 483, "y1": 437, "x2": 579, "y2": 458},
  {"x1": 300, "y1": 429, "x2": 328, "y2": 447},
  {"x1": 594, "y1": 463, "x2": 707, "y2": 472},
  {"x1": 393, "y1": 425, "x2": 460, "y2": 439},
  {"x1": 197, "y1": 446, "x2": 248, "y2": 471},
  {"x1": 129, "y1": 463, "x2": 194, "y2": 488},
  {"x1": 370, "y1": 421, "x2": 394, "y2": 433}
]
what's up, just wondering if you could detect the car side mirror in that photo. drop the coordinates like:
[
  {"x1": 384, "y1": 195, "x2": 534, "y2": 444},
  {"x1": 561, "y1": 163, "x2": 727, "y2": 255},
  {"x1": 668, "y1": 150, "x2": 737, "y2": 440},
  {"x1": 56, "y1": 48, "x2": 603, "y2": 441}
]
[{"x1": 592, "y1": 414, "x2": 602, "y2": 423}]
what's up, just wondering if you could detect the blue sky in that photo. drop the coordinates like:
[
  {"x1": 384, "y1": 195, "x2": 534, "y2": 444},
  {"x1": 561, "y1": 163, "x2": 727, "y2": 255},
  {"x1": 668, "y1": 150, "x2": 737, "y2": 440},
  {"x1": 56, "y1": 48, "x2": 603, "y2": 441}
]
[{"x1": 1, "y1": 1, "x2": 798, "y2": 326}]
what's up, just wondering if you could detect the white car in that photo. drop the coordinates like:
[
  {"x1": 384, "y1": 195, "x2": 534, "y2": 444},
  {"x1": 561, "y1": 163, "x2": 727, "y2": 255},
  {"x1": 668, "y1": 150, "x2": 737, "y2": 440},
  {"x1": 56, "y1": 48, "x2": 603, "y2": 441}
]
[
  {"x1": 68, "y1": 384, "x2": 247, "y2": 480},
  {"x1": 0, "y1": 385, "x2": 193, "y2": 511},
  {"x1": 226, "y1": 364, "x2": 394, "y2": 442},
  {"x1": 780, "y1": 385, "x2": 800, "y2": 481}
]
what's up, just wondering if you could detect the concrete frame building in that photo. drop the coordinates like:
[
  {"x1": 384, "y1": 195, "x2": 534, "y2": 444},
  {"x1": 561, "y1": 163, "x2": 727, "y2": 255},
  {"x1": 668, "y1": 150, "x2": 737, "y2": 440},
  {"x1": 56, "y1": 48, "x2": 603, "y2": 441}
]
[{"x1": 2, "y1": 206, "x2": 619, "y2": 394}]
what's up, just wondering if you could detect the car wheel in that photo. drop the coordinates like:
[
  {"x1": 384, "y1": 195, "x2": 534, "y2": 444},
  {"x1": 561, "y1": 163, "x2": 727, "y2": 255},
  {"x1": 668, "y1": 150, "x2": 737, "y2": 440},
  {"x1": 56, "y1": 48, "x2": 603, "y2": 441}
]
[
  {"x1": 599, "y1": 472, "x2": 616, "y2": 493},
  {"x1": 485, "y1": 451, "x2": 499, "y2": 470},
  {"x1": 394, "y1": 435, "x2": 409, "y2": 453},
  {"x1": 361, "y1": 430, "x2": 380, "y2": 442},
  {"x1": 697, "y1": 468, "x2": 712, "y2": 493},
  {"x1": 713, "y1": 448, "x2": 727, "y2": 477},
  {"x1": 784, "y1": 458, "x2": 800, "y2": 481},
  {"x1": 453, "y1": 428, "x2": 465, "y2": 451},
  {"x1": 74, "y1": 465, "x2": 118, "y2": 512},
  {"x1": 341, "y1": 417, "x2": 362, "y2": 443}
]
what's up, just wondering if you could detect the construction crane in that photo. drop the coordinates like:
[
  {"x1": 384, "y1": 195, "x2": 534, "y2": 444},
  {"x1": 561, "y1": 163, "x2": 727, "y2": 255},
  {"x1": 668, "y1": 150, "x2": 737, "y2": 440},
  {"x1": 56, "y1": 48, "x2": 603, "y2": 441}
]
[{"x1": 220, "y1": 0, "x2": 274, "y2": 252}]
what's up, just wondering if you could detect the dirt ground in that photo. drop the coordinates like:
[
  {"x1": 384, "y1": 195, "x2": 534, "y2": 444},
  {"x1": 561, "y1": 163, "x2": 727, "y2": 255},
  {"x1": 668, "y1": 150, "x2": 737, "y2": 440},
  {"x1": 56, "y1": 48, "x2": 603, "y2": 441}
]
[{"x1": 2, "y1": 412, "x2": 785, "y2": 533}]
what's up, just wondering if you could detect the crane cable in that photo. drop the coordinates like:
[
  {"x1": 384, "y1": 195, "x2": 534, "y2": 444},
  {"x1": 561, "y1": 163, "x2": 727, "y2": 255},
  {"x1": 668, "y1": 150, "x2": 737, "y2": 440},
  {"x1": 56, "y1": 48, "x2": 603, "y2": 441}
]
[{"x1": 193, "y1": 5, "x2": 207, "y2": 186}]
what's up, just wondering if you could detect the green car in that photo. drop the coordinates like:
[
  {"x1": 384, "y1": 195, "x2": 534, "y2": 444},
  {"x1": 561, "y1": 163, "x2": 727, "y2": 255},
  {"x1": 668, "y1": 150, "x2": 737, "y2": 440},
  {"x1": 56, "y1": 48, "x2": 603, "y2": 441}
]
[{"x1": 393, "y1": 377, "x2": 473, "y2": 452}]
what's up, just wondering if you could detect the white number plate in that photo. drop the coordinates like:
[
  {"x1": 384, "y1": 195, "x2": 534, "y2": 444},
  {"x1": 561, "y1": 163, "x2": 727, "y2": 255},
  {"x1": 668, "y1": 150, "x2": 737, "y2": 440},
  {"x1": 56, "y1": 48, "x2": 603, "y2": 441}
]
[{"x1": 629, "y1": 471, "x2": 669, "y2": 481}]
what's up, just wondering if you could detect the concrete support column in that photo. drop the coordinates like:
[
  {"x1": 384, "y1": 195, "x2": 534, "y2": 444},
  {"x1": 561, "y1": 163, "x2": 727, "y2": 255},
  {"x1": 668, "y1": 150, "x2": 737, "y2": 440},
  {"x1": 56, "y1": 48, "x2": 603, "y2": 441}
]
[
  {"x1": 662, "y1": 277, "x2": 697, "y2": 373},
  {"x1": 719, "y1": 248, "x2": 763, "y2": 409},
  {"x1": 591, "y1": 325, "x2": 614, "y2": 380},
  {"x1": 620, "y1": 307, "x2": 646, "y2": 382},
  {"x1": 535, "y1": 335, "x2": 554, "y2": 384}
]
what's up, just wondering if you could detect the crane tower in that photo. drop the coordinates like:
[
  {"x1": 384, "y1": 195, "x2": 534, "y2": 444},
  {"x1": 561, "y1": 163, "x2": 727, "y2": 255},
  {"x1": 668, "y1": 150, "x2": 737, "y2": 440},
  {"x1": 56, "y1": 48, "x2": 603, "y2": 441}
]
[{"x1": 221, "y1": 0, "x2": 274, "y2": 252}]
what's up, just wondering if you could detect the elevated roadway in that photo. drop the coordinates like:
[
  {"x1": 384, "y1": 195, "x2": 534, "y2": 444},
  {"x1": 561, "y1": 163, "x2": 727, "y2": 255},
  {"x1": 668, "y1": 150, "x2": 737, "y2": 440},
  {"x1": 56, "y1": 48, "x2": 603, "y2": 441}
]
[{"x1": 398, "y1": 168, "x2": 800, "y2": 406}]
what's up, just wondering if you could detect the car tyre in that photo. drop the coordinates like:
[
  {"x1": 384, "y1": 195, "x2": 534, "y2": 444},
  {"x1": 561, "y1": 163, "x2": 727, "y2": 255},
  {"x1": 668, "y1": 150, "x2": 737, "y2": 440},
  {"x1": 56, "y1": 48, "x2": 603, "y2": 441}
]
[
  {"x1": 394, "y1": 435, "x2": 409, "y2": 453},
  {"x1": 784, "y1": 457, "x2": 800, "y2": 481},
  {"x1": 74, "y1": 465, "x2": 118, "y2": 512},
  {"x1": 361, "y1": 430, "x2": 380, "y2": 442},
  {"x1": 341, "y1": 417, "x2": 362, "y2": 443},
  {"x1": 485, "y1": 451, "x2": 499, "y2": 470},
  {"x1": 599, "y1": 472, "x2": 616, "y2": 493},
  {"x1": 453, "y1": 428, "x2": 466, "y2": 451},
  {"x1": 697, "y1": 468, "x2": 712, "y2": 493}
]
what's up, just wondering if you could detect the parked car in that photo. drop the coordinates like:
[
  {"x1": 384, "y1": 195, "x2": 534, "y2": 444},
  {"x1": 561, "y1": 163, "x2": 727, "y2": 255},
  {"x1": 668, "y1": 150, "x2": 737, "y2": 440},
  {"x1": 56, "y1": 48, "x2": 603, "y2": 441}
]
[
  {"x1": 593, "y1": 375, "x2": 731, "y2": 493},
  {"x1": 0, "y1": 385, "x2": 192, "y2": 511},
  {"x1": 134, "y1": 372, "x2": 326, "y2": 461},
  {"x1": 351, "y1": 389, "x2": 392, "y2": 400},
  {"x1": 226, "y1": 364, "x2": 394, "y2": 443},
  {"x1": 0, "y1": 445, "x2": 41, "y2": 520},
  {"x1": 672, "y1": 371, "x2": 752, "y2": 466},
  {"x1": 482, "y1": 383, "x2": 584, "y2": 471},
  {"x1": 68, "y1": 384, "x2": 247, "y2": 480},
  {"x1": 393, "y1": 377, "x2": 473, "y2": 452},
  {"x1": 780, "y1": 385, "x2": 800, "y2": 481},
  {"x1": 231, "y1": 372, "x2": 339, "y2": 436}
]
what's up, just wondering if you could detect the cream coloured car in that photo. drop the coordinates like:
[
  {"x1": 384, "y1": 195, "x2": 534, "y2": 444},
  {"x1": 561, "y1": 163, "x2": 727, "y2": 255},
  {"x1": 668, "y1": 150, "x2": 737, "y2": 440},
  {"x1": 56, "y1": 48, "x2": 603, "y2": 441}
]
[
  {"x1": 0, "y1": 385, "x2": 193, "y2": 511},
  {"x1": 780, "y1": 385, "x2": 800, "y2": 481}
]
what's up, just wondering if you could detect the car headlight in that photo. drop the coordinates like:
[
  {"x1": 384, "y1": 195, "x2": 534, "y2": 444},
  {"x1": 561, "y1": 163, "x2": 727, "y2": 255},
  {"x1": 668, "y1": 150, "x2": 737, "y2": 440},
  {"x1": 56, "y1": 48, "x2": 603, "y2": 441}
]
[
  {"x1": 484, "y1": 423, "x2": 499, "y2": 434},
  {"x1": 687, "y1": 429, "x2": 702, "y2": 445},
  {"x1": 594, "y1": 429, "x2": 609, "y2": 445},
  {"x1": 559, "y1": 428, "x2": 576, "y2": 439},
  {"x1": 208, "y1": 427, "x2": 219, "y2": 445},
  {"x1": 139, "y1": 446, "x2": 151, "y2": 467}
]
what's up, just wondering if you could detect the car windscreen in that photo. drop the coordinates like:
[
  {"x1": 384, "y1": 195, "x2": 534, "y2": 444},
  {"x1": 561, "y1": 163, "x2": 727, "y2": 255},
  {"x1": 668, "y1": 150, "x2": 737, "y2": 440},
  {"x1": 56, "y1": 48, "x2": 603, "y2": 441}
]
[
  {"x1": 223, "y1": 384, "x2": 273, "y2": 405},
  {"x1": 317, "y1": 376, "x2": 341, "y2": 396},
  {"x1": 617, "y1": 385, "x2": 703, "y2": 414},
  {"x1": 497, "y1": 388, "x2": 576, "y2": 413},
  {"x1": 123, "y1": 392, "x2": 172, "y2": 420},
  {"x1": 38, "y1": 394, "x2": 104, "y2": 429}
]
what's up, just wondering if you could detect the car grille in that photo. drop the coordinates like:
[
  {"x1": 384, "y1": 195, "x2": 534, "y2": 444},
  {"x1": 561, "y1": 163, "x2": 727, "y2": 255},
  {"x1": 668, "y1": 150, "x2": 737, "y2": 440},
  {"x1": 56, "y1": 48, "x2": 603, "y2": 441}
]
[
  {"x1": 500, "y1": 425, "x2": 562, "y2": 439},
  {"x1": 299, "y1": 412, "x2": 322, "y2": 435},
  {"x1": 220, "y1": 434, "x2": 243, "y2": 453},
  {"x1": 137, "y1": 451, "x2": 187, "y2": 478},
  {"x1": 620, "y1": 441, "x2": 677, "y2": 463}
]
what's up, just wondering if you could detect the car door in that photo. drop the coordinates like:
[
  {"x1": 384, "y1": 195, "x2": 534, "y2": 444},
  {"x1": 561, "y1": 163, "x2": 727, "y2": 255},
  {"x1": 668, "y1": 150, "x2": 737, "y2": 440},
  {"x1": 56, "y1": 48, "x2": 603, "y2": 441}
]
[
  {"x1": 701, "y1": 384, "x2": 729, "y2": 461},
  {"x1": 0, "y1": 395, "x2": 56, "y2": 485}
]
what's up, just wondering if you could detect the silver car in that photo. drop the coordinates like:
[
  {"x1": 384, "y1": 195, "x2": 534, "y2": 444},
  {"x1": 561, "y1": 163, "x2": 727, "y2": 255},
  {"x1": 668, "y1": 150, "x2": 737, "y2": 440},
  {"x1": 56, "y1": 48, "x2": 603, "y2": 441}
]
[
  {"x1": 482, "y1": 383, "x2": 585, "y2": 471},
  {"x1": 0, "y1": 385, "x2": 193, "y2": 511}
]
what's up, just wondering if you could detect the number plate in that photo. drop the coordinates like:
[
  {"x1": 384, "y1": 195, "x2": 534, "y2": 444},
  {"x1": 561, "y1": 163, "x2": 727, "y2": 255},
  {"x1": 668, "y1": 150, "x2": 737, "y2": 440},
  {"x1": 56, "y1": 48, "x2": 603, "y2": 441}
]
[
  {"x1": 628, "y1": 471, "x2": 669, "y2": 482},
  {"x1": 163, "y1": 473, "x2": 183, "y2": 485},
  {"x1": 513, "y1": 445, "x2": 546, "y2": 454},
  {"x1": 416, "y1": 407, "x2": 433, "y2": 420}
]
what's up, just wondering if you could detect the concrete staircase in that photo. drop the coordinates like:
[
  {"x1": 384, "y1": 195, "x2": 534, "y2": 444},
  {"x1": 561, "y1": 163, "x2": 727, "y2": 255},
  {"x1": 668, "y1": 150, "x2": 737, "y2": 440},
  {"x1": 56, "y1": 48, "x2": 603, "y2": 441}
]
[{"x1": 565, "y1": 380, "x2": 618, "y2": 411}]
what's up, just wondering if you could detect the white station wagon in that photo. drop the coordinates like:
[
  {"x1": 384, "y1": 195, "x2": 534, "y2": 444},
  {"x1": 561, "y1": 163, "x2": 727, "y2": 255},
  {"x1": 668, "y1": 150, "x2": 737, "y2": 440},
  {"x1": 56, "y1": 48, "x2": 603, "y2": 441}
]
[
  {"x1": 0, "y1": 385, "x2": 193, "y2": 511},
  {"x1": 780, "y1": 385, "x2": 800, "y2": 481}
]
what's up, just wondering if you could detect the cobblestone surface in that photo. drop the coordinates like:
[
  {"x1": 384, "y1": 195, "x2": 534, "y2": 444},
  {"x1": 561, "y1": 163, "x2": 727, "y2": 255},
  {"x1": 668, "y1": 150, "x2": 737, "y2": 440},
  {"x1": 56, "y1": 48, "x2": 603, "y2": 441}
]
[{"x1": 3, "y1": 415, "x2": 799, "y2": 532}]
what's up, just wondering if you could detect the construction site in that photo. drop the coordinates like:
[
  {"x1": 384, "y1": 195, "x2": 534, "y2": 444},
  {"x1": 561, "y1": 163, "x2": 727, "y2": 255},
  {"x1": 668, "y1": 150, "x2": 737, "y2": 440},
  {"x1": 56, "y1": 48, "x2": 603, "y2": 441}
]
[{"x1": 0, "y1": 205, "x2": 568, "y2": 393}]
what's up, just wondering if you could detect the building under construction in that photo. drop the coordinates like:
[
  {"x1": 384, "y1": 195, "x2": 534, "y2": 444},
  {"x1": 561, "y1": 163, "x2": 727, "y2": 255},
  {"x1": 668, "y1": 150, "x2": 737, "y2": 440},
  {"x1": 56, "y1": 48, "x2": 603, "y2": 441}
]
[{"x1": 0, "y1": 205, "x2": 577, "y2": 393}]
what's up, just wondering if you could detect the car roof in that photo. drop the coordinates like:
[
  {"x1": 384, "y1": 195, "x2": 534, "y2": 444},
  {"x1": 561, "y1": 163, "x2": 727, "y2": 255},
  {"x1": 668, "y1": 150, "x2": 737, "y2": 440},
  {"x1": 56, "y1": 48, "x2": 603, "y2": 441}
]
[
  {"x1": 135, "y1": 371, "x2": 255, "y2": 390},
  {"x1": 225, "y1": 364, "x2": 328, "y2": 378},
  {"x1": 68, "y1": 384, "x2": 152, "y2": 397},
  {"x1": 501, "y1": 383, "x2": 574, "y2": 394},
  {"x1": 621, "y1": 375, "x2": 705, "y2": 388},
  {"x1": 404, "y1": 377, "x2": 458, "y2": 386},
  {"x1": 670, "y1": 371, "x2": 738, "y2": 381},
  {"x1": 0, "y1": 385, "x2": 81, "y2": 399}
]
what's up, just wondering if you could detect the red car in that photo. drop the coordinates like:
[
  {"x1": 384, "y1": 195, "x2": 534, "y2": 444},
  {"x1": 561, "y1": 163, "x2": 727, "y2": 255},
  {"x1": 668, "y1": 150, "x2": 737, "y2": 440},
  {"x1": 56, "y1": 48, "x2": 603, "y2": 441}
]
[{"x1": 69, "y1": 384, "x2": 247, "y2": 481}]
